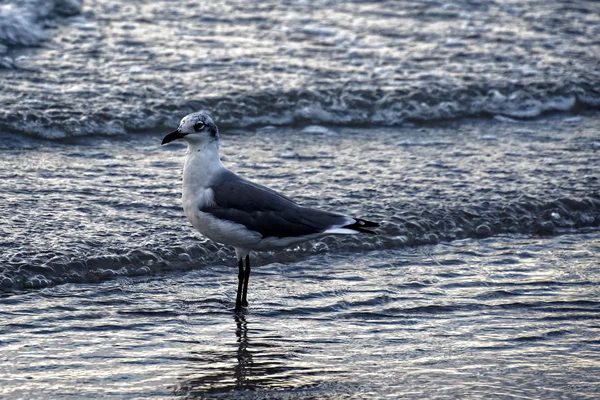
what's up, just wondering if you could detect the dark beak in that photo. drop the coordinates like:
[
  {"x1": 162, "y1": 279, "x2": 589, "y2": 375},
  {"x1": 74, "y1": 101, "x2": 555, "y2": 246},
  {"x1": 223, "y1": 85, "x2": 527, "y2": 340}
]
[{"x1": 161, "y1": 130, "x2": 185, "y2": 145}]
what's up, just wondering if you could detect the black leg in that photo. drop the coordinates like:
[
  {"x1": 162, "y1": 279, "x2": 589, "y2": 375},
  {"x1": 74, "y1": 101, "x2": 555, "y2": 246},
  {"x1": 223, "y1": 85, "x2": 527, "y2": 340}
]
[
  {"x1": 241, "y1": 254, "x2": 251, "y2": 307},
  {"x1": 235, "y1": 257, "x2": 244, "y2": 312}
]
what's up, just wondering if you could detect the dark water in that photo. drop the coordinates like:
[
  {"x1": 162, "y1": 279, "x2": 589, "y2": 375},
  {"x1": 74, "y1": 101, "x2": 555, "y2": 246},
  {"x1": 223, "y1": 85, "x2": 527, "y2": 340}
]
[{"x1": 1, "y1": 0, "x2": 599, "y2": 398}]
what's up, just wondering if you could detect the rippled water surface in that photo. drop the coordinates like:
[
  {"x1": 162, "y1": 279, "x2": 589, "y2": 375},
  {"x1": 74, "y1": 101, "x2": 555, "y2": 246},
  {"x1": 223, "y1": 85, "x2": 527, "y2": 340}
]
[
  {"x1": 1, "y1": 0, "x2": 599, "y2": 137},
  {"x1": 1, "y1": 114, "x2": 599, "y2": 399},
  {"x1": 1, "y1": 115, "x2": 599, "y2": 291},
  {"x1": 1, "y1": 0, "x2": 599, "y2": 398},
  {"x1": 2, "y1": 233, "x2": 599, "y2": 399}
]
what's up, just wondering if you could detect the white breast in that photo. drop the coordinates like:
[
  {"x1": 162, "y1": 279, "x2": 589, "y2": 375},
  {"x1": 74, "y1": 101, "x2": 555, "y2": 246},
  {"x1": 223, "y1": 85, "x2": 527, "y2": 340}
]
[{"x1": 181, "y1": 144, "x2": 261, "y2": 248}]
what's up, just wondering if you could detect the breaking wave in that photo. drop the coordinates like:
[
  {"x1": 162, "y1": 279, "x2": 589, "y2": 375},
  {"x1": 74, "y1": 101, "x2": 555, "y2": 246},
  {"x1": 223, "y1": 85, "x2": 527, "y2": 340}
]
[
  {"x1": 2, "y1": 194, "x2": 598, "y2": 293},
  {"x1": 2, "y1": 82, "x2": 599, "y2": 140},
  {"x1": 0, "y1": 0, "x2": 82, "y2": 53}
]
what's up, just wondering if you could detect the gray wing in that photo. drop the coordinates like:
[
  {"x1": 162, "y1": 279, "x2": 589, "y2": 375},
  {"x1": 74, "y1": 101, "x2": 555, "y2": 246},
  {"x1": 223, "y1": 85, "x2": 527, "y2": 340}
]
[{"x1": 203, "y1": 170, "x2": 349, "y2": 238}]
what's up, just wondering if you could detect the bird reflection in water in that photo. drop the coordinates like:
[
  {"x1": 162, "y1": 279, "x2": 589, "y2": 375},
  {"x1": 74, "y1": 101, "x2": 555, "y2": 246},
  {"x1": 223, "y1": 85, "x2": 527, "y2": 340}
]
[
  {"x1": 173, "y1": 314, "x2": 254, "y2": 397},
  {"x1": 173, "y1": 313, "x2": 310, "y2": 398},
  {"x1": 233, "y1": 314, "x2": 252, "y2": 389}
]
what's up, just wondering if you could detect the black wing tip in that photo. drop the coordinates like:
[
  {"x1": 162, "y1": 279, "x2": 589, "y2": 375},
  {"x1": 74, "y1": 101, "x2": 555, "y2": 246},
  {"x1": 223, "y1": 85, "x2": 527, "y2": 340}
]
[{"x1": 343, "y1": 218, "x2": 380, "y2": 234}]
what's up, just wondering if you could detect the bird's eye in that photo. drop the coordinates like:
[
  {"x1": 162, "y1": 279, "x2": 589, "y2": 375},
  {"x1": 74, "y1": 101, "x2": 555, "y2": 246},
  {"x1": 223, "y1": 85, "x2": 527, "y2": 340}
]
[{"x1": 194, "y1": 122, "x2": 205, "y2": 131}]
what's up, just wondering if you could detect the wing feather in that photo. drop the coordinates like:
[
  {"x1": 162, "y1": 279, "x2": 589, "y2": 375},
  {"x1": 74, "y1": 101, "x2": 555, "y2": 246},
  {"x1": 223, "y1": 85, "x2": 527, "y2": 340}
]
[{"x1": 202, "y1": 170, "x2": 348, "y2": 238}]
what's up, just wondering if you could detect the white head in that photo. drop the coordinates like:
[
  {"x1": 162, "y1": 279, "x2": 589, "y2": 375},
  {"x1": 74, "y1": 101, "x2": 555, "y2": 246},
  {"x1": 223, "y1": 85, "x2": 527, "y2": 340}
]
[{"x1": 161, "y1": 112, "x2": 219, "y2": 148}]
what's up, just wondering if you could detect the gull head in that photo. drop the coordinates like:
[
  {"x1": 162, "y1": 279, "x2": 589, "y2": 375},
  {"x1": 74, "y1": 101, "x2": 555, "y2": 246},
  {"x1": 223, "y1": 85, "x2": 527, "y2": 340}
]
[{"x1": 161, "y1": 112, "x2": 219, "y2": 146}]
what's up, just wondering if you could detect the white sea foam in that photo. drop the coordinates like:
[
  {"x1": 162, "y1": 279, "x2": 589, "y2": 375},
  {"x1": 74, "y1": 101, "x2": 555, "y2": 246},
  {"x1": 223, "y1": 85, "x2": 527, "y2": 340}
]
[{"x1": 0, "y1": 0, "x2": 82, "y2": 52}]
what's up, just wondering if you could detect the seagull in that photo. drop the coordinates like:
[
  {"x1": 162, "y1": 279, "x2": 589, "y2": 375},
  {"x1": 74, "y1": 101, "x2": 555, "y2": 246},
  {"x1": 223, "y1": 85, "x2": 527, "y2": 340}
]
[{"x1": 162, "y1": 112, "x2": 378, "y2": 312}]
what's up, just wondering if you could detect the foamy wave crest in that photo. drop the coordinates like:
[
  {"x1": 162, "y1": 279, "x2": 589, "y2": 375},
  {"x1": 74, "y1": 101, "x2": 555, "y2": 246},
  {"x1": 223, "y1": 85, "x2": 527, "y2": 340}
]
[
  {"x1": 164, "y1": 84, "x2": 600, "y2": 132},
  {"x1": 1, "y1": 194, "x2": 598, "y2": 293},
  {"x1": 214, "y1": 85, "x2": 598, "y2": 128},
  {"x1": 0, "y1": 0, "x2": 82, "y2": 53},
  {"x1": 1, "y1": 80, "x2": 599, "y2": 139}
]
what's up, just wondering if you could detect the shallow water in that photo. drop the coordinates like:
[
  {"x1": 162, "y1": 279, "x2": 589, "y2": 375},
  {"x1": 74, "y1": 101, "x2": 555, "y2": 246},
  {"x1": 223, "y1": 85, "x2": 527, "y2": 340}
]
[
  {"x1": 1, "y1": 114, "x2": 599, "y2": 291},
  {"x1": 2, "y1": 233, "x2": 599, "y2": 399},
  {"x1": 1, "y1": 114, "x2": 599, "y2": 398},
  {"x1": 1, "y1": 1, "x2": 599, "y2": 398}
]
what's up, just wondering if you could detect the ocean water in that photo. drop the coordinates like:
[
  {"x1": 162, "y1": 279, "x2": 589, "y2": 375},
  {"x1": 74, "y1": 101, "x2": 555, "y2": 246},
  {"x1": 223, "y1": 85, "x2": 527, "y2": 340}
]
[
  {"x1": 0, "y1": 0, "x2": 599, "y2": 137},
  {"x1": 1, "y1": 0, "x2": 599, "y2": 399},
  {"x1": 1, "y1": 234, "x2": 599, "y2": 399}
]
